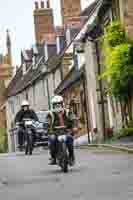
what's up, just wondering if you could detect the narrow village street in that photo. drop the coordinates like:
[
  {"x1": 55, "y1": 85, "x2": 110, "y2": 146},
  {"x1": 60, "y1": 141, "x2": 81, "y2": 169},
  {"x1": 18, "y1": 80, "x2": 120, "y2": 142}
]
[
  {"x1": 0, "y1": 148, "x2": 133, "y2": 200},
  {"x1": 1, "y1": 0, "x2": 133, "y2": 199}
]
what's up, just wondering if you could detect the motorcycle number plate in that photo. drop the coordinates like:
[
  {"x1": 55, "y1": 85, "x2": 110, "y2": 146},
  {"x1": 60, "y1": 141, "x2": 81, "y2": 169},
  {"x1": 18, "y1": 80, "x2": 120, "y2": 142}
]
[
  {"x1": 27, "y1": 129, "x2": 32, "y2": 134},
  {"x1": 58, "y1": 135, "x2": 67, "y2": 142},
  {"x1": 25, "y1": 121, "x2": 32, "y2": 126}
]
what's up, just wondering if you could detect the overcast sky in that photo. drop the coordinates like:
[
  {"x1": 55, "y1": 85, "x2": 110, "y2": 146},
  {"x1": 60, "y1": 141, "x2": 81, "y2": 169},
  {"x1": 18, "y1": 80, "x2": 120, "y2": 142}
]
[{"x1": 0, "y1": 0, "x2": 94, "y2": 66}]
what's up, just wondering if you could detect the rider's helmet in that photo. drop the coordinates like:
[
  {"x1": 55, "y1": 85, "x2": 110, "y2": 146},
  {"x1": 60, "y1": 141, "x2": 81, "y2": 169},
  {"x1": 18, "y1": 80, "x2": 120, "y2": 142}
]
[
  {"x1": 51, "y1": 95, "x2": 64, "y2": 113},
  {"x1": 21, "y1": 100, "x2": 30, "y2": 111}
]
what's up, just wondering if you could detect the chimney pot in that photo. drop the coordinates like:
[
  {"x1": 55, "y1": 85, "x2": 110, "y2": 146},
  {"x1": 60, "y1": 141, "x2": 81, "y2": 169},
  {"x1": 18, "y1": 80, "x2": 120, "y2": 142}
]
[
  {"x1": 35, "y1": 1, "x2": 39, "y2": 9},
  {"x1": 46, "y1": 0, "x2": 50, "y2": 8},
  {"x1": 41, "y1": 1, "x2": 44, "y2": 8}
]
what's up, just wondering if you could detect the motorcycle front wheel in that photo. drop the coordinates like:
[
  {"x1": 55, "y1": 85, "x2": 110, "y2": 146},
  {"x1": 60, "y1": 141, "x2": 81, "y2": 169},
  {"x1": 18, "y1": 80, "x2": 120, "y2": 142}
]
[
  {"x1": 61, "y1": 143, "x2": 68, "y2": 173},
  {"x1": 25, "y1": 134, "x2": 33, "y2": 155}
]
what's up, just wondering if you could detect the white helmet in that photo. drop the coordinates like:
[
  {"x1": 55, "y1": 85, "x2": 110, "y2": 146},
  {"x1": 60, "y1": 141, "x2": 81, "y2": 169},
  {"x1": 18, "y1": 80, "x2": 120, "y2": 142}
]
[
  {"x1": 51, "y1": 95, "x2": 64, "y2": 112},
  {"x1": 51, "y1": 95, "x2": 63, "y2": 104},
  {"x1": 21, "y1": 100, "x2": 29, "y2": 107}
]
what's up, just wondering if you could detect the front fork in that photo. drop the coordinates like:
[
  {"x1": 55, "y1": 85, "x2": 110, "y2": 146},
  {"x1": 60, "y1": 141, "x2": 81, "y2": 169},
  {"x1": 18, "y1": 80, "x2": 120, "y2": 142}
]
[
  {"x1": 25, "y1": 128, "x2": 33, "y2": 145},
  {"x1": 49, "y1": 134, "x2": 74, "y2": 161}
]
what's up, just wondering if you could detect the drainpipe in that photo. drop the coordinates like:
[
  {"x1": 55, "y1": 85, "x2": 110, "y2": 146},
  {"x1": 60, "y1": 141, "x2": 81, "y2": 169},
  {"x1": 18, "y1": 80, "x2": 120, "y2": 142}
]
[
  {"x1": 82, "y1": 73, "x2": 90, "y2": 143},
  {"x1": 46, "y1": 78, "x2": 51, "y2": 110},
  {"x1": 95, "y1": 40, "x2": 106, "y2": 141}
]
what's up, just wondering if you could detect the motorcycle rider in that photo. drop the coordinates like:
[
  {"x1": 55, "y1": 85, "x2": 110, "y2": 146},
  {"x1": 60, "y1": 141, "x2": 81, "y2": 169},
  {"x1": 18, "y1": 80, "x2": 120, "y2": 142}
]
[
  {"x1": 48, "y1": 95, "x2": 75, "y2": 165},
  {"x1": 14, "y1": 100, "x2": 39, "y2": 151}
]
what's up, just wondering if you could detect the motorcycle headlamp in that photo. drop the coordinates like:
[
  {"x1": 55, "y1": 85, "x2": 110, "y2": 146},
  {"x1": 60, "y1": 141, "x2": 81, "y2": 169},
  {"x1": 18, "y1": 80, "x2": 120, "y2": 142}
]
[{"x1": 58, "y1": 135, "x2": 67, "y2": 142}]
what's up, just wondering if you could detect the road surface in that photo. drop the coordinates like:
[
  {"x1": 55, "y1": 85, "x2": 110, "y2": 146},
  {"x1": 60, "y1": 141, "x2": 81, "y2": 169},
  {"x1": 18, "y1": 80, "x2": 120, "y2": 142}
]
[{"x1": 0, "y1": 148, "x2": 133, "y2": 200}]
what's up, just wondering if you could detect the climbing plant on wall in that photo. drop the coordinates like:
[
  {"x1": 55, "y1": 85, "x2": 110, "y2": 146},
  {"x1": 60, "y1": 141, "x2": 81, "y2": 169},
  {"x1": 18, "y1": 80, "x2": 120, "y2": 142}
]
[{"x1": 100, "y1": 21, "x2": 133, "y2": 126}]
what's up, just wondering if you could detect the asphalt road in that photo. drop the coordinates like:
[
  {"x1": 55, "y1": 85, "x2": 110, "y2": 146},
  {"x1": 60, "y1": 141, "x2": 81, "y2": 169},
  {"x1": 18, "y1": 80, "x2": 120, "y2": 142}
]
[{"x1": 0, "y1": 148, "x2": 133, "y2": 200}]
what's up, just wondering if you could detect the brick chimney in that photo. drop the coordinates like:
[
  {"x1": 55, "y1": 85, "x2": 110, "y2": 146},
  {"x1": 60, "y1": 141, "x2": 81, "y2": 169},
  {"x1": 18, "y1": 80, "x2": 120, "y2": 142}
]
[
  {"x1": 55, "y1": 27, "x2": 64, "y2": 54},
  {"x1": 60, "y1": 0, "x2": 81, "y2": 26},
  {"x1": 33, "y1": 0, "x2": 54, "y2": 45},
  {"x1": 40, "y1": 1, "x2": 44, "y2": 8},
  {"x1": 46, "y1": 0, "x2": 50, "y2": 8},
  {"x1": 35, "y1": 1, "x2": 39, "y2": 9}
]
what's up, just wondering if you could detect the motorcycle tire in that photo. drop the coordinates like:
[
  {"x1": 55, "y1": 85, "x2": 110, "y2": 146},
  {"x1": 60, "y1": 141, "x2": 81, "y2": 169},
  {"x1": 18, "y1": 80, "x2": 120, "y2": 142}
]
[
  {"x1": 29, "y1": 136, "x2": 33, "y2": 155},
  {"x1": 25, "y1": 144, "x2": 28, "y2": 155},
  {"x1": 29, "y1": 147, "x2": 33, "y2": 155},
  {"x1": 61, "y1": 143, "x2": 68, "y2": 173},
  {"x1": 25, "y1": 135, "x2": 33, "y2": 155}
]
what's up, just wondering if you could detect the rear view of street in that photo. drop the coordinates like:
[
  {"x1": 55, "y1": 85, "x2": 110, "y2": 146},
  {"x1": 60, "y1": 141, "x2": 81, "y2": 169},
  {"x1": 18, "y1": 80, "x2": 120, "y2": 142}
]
[{"x1": 0, "y1": 149, "x2": 133, "y2": 200}]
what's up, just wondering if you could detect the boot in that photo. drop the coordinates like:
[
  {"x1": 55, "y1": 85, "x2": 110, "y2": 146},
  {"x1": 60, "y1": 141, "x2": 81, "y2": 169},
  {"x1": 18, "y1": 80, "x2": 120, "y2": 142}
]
[
  {"x1": 67, "y1": 143, "x2": 75, "y2": 166},
  {"x1": 49, "y1": 157, "x2": 56, "y2": 165},
  {"x1": 48, "y1": 147, "x2": 57, "y2": 165}
]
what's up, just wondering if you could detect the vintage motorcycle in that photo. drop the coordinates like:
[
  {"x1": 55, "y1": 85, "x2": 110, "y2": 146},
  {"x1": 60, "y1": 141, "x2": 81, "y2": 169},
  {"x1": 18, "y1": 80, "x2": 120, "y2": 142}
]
[
  {"x1": 23, "y1": 118, "x2": 36, "y2": 155},
  {"x1": 50, "y1": 126, "x2": 75, "y2": 173}
]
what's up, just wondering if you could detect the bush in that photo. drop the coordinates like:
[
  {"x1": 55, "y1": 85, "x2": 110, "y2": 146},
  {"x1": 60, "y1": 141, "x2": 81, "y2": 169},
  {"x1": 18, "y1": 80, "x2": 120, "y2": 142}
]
[
  {"x1": 115, "y1": 128, "x2": 133, "y2": 138},
  {"x1": 0, "y1": 128, "x2": 8, "y2": 153}
]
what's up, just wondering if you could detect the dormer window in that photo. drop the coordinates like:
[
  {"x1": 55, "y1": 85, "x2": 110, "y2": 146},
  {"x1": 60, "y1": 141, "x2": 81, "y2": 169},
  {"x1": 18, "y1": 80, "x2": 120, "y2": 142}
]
[
  {"x1": 75, "y1": 41, "x2": 84, "y2": 53},
  {"x1": 22, "y1": 63, "x2": 27, "y2": 75},
  {"x1": 66, "y1": 28, "x2": 71, "y2": 46},
  {"x1": 56, "y1": 36, "x2": 60, "y2": 54},
  {"x1": 44, "y1": 41, "x2": 48, "y2": 62},
  {"x1": 74, "y1": 41, "x2": 85, "y2": 70},
  {"x1": 123, "y1": 0, "x2": 128, "y2": 16}
]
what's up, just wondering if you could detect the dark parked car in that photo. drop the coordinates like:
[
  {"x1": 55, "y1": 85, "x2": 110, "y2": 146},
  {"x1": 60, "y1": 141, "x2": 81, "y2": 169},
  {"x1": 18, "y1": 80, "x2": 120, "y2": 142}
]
[{"x1": 35, "y1": 111, "x2": 50, "y2": 148}]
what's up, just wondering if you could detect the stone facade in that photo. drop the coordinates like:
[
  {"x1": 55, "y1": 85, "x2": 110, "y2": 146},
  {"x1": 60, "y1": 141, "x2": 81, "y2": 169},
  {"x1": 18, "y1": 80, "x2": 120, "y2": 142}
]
[
  {"x1": 63, "y1": 78, "x2": 88, "y2": 135},
  {"x1": 122, "y1": 0, "x2": 133, "y2": 39}
]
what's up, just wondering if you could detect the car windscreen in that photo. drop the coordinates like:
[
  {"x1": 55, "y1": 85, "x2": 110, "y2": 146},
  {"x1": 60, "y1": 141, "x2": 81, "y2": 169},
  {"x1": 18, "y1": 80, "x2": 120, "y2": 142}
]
[{"x1": 36, "y1": 112, "x2": 48, "y2": 123}]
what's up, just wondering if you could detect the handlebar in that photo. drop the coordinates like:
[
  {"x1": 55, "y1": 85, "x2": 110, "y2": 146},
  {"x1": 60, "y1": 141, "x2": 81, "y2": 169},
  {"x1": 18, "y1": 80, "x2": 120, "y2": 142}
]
[
  {"x1": 22, "y1": 118, "x2": 33, "y2": 122},
  {"x1": 16, "y1": 122, "x2": 23, "y2": 125},
  {"x1": 55, "y1": 126, "x2": 66, "y2": 129}
]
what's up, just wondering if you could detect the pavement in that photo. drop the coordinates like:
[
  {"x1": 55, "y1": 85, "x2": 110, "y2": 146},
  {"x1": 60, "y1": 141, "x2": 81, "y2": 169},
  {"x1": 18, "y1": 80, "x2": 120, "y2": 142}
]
[
  {"x1": 112, "y1": 136, "x2": 133, "y2": 149},
  {"x1": 75, "y1": 134, "x2": 133, "y2": 153},
  {"x1": 74, "y1": 134, "x2": 89, "y2": 147},
  {"x1": 0, "y1": 148, "x2": 133, "y2": 199}
]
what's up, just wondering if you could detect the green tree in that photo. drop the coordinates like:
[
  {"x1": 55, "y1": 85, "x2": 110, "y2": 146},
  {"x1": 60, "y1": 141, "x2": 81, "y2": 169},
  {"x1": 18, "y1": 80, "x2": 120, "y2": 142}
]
[
  {"x1": 0, "y1": 128, "x2": 8, "y2": 153},
  {"x1": 101, "y1": 21, "x2": 133, "y2": 127}
]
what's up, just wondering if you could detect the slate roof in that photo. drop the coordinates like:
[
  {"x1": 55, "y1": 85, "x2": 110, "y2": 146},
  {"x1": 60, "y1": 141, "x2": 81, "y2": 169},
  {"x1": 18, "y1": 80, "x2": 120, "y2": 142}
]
[
  {"x1": 7, "y1": 1, "x2": 99, "y2": 98},
  {"x1": 81, "y1": 0, "x2": 99, "y2": 17},
  {"x1": 7, "y1": 67, "x2": 42, "y2": 97},
  {"x1": 7, "y1": 54, "x2": 61, "y2": 97},
  {"x1": 7, "y1": 28, "x2": 86, "y2": 97},
  {"x1": 54, "y1": 67, "x2": 83, "y2": 95}
]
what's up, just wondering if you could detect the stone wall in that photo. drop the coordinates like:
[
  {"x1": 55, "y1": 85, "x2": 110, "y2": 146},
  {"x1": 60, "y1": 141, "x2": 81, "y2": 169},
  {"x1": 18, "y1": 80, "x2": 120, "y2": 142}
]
[{"x1": 123, "y1": 0, "x2": 133, "y2": 38}]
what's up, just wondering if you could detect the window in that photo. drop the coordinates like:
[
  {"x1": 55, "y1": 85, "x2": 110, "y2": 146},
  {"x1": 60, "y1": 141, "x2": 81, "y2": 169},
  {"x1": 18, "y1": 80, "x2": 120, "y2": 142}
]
[
  {"x1": 16, "y1": 95, "x2": 20, "y2": 108},
  {"x1": 123, "y1": 0, "x2": 128, "y2": 16},
  {"x1": 42, "y1": 79, "x2": 46, "y2": 96},
  {"x1": 22, "y1": 63, "x2": 27, "y2": 75},
  {"x1": 90, "y1": 89, "x2": 96, "y2": 129},
  {"x1": 9, "y1": 98, "x2": 15, "y2": 114},
  {"x1": 112, "y1": 0, "x2": 120, "y2": 19},
  {"x1": 26, "y1": 90, "x2": 29, "y2": 100},
  {"x1": 66, "y1": 28, "x2": 71, "y2": 46},
  {"x1": 33, "y1": 85, "x2": 36, "y2": 106},
  {"x1": 53, "y1": 73, "x2": 56, "y2": 90}
]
